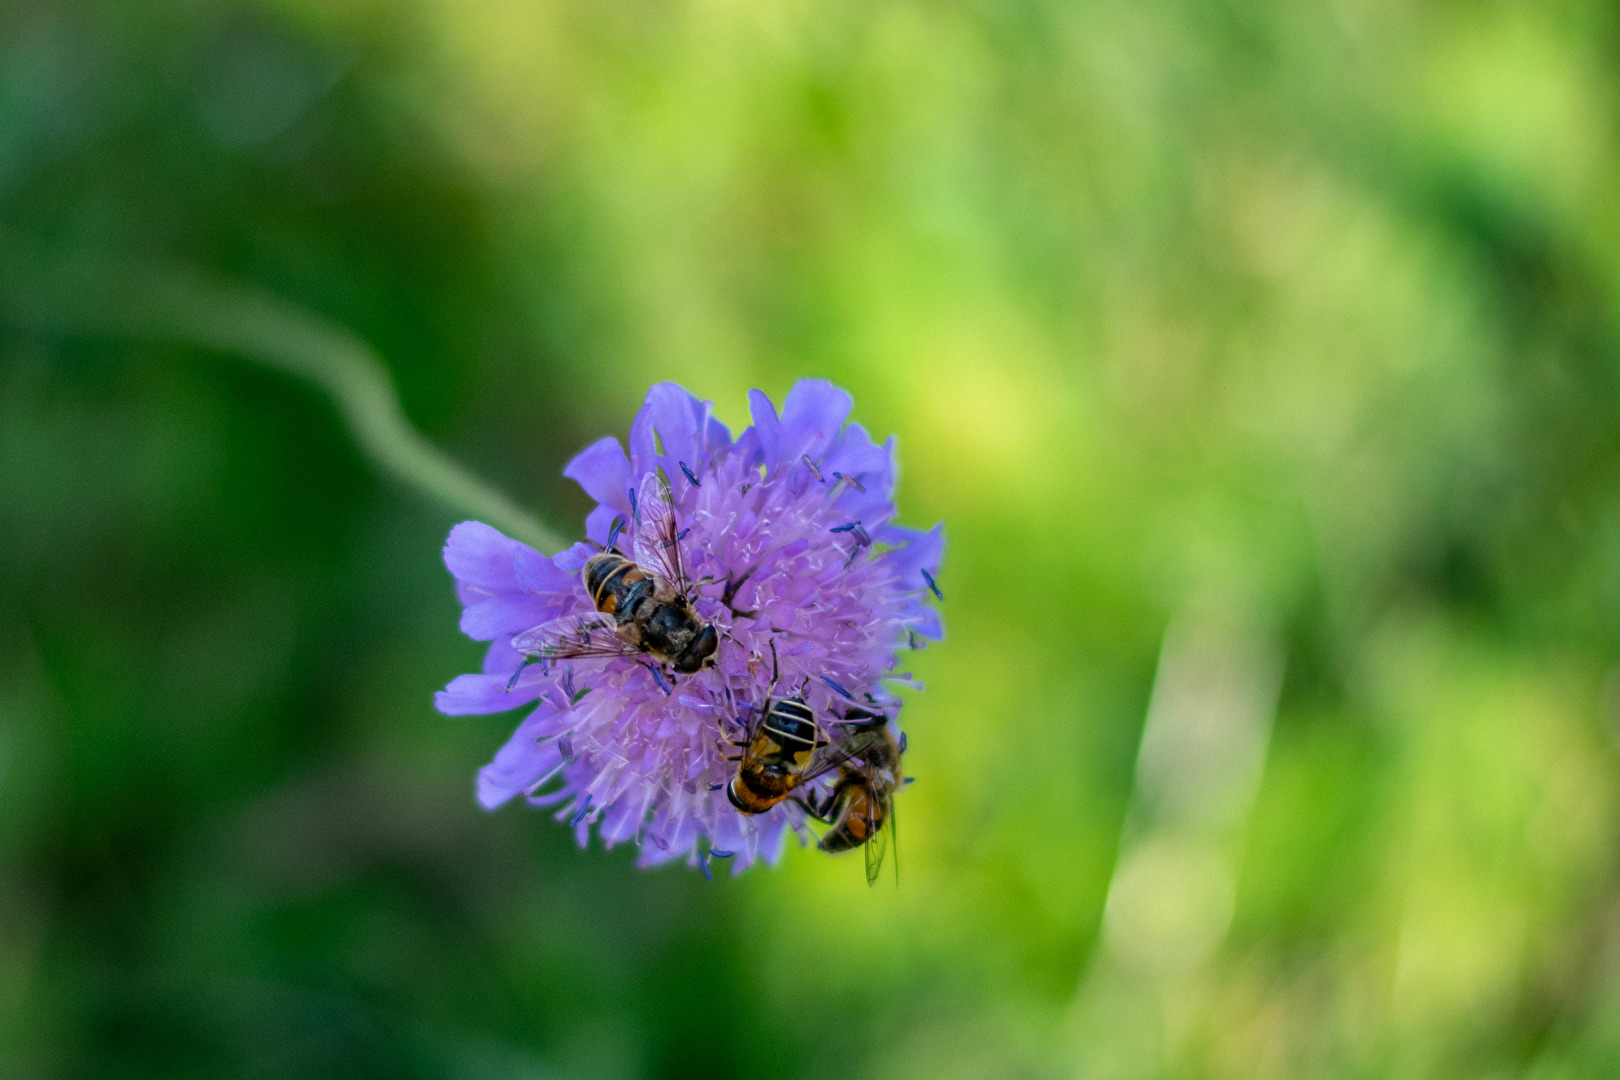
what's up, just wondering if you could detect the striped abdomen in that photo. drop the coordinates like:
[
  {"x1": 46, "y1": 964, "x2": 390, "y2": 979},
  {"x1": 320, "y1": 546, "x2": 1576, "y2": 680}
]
[
  {"x1": 727, "y1": 698, "x2": 821, "y2": 814},
  {"x1": 818, "y1": 781, "x2": 886, "y2": 853},
  {"x1": 582, "y1": 553, "x2": 649, "y2": 617}
]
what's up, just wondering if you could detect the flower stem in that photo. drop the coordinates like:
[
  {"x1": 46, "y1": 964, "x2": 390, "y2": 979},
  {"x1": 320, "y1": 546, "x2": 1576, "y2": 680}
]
[{"x1": 0, "y1": 259, "x2": 569, "y2": 554}]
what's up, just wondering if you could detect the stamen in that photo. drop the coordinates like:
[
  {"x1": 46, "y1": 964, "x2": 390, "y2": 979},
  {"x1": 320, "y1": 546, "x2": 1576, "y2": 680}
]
[
  {"x1": 628, "y1": 485, "x2": 639, "y2": 524},
  {"x1": 920, "y1": 568, "x2": 944, "y2": 601},
  {"x1": 821, "y1": 676, "x2": 854, "y2": 700},
  {"x1": 851, "y1": 523, "x2": 872, "y2": 547},
  {"x1": 649, "y1": 667, "x2": 672, "y2": 696},
  {"x1": 558, "y1": 733, "x2": 575, "y2": 761},
  {"x1": 606, "y1": 516, "x2": 625, "y2": 552},
  {"x1": 801, "y1": 455, "x2": 825, "y2": 481},
  {"x1": 832, "y1": 471, "x2": 866, "y2": 493},
  {"x1": 568, "y1": 796, "x2": 593, "y2": 827},
  {"x1": 679, "y1": 460, "x2": 701, "y2": 487},
  {"x1": 830, "y1": 521, "x2": 860, "y2": 534},
  {"x1": 505, "y1": 657, "x2": 535, "y2": 692}
]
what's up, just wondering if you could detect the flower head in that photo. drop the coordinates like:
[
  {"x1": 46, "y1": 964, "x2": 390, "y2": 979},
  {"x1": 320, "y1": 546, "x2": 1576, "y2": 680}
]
[{"x1": 437, "y1": 381, "x2": 943, "y2": 873}]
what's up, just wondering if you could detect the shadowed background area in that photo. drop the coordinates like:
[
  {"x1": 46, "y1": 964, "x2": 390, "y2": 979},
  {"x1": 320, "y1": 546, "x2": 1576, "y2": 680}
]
[{"x1": 5, "y1": 1, "x2": 1620, "y2": 1077}]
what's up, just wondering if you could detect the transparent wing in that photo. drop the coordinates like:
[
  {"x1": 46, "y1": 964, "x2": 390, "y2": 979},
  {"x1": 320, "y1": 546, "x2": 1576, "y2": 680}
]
[
  {"x1": 630, "y1": 471, "x2": 691, "y2": 596},
  {"x1": 865, "y1": 797, "x2": 894, "y2": 887},
  {"x1": 798, "y1": 728, "x2": 889, "y2": 787},
  {"x1": 511, "y1": 611, "x2": 641, "y2": 662}
]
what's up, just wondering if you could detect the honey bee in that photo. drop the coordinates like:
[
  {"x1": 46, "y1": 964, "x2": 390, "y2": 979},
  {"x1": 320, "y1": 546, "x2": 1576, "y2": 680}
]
[{"x1": 513, "y1": 472, "x2": 718, "y2": 676}]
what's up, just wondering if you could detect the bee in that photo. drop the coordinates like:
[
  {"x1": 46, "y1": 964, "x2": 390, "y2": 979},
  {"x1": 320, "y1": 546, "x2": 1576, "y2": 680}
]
[
  {"x1": 808, "y1": 718, "x2": 902, "y2": 886},
  {"x1": 721, "y1": 643, "x2": 829, "y2": 814},
  {"x1": 513, "y1": 472, "x2": 718, "y2": 676}
]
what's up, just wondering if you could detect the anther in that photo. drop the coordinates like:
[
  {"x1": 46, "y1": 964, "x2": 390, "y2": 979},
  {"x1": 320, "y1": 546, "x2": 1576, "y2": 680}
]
[
  {"x1": 921, "y1": 568, "x2": 944, "y2": 601},
  {"x1": 606, "y1": 516, "x2": 626, "y2": 552},
  {"x1": 568, "y1": 796, "x2": 593, "y2": 827},
  {"x1": 505, "y1": 657, "x2": 535, "y2": 692},
  {"x1": 628, "y1": 486, "x2": 639, "y2": 524},
  {"x1": 830, "y1": 521, "x2": 860, "y2": 534},
  {"x1": 851, "y1": 523, "x2": 872, "y2": 547},
  {"x1": 832, "y1": 471, "x2": 866, "y2": 493},
  {"x1": 649, "y1": 667, "x2": 672, "y2": 695},
  {"x1": 821, "y1": 676, "x2": 854, "y2": 700},
  {"x1": 680, "y1": 461, "x2": 701, "y2": 487},
  {"x1": 801, "y1": 455, "x2": 825, "y2": 481}
]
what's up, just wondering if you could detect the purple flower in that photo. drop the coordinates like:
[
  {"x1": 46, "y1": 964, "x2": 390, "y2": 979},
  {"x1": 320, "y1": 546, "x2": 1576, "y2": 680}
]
[{"x1": 436, "y1": 381, "x2": 944, "y2": 873}]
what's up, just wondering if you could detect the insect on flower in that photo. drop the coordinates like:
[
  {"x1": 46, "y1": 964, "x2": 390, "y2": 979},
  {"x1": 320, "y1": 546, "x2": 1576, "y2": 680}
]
[
  {"x1": 800, "y1": 715, "x2": 904, "y2": 886},
  {"x1": 511, "y1": 472, "x2": 718, "y2": 677},
  {"x1": 436, "y1": 380, "x2": 944, "y2": 875}
]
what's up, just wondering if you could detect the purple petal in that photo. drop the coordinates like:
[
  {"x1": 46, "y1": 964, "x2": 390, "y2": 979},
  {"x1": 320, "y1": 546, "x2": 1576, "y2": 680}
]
[
  {"x1": 777, "y1": 380, "x2": 854, "y2": 465},
  {"x1": 515, "y1": 543, "x2": 575, "y2": 595},
  {"x1": 436, "y1": 673, "x2": 542, "y2": 715},
  {"x1": 563, "y1": 436, "x2": 633, "y2": 515},
  {"x1": 629, "y1": 383, "x2": 731, "y2": 476},
  {"x1": 477, "y1": 704, "x2": 569, "y2": 808},
  {"x1": 747, "y1": 389, "x2": 784, "y2": 466},
  {"x1": 444, "y1": 521, "x2": 530, "y2": 592},
  {"x1": 876, "y1": 521, "x2": 945, "y2": 588},
  {"x1": 462, "y1": 592, "x2": 560, "y2": 641}
]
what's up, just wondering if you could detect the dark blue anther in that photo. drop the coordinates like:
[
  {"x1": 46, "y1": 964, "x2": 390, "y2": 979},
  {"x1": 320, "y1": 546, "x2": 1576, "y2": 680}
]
[
  {"x1": 699, "y1": 851, "x2": 714, "y2": 882},
  {"x1": 899, "y1": 732, "x2": 908, "y2": 753},
  {"x1": 709, "y1": 850, "x2": 735, "y2": 859},
  {"x1": 628, "y1": 486, "x2": 639, "y2": 524},
  {"x1": 606, "y1": 516, "x2": 625, "y2": 552},
  {"x1": 568, "y1": 797, "x2": 593, "y2": 827},
  {"x1": 650, "y1": 667, "x2": 672, "y2": 695},
  {"x1": 830, "y1": 521, "x2": 860, "y2": 534},
  {"x1": 907, "y1": 630, "x2": 920, "y2": 650},
  {"x1": 709, "y1": 782, "x2": 725, "y2": 791},
  {"x1": 801, "y1": 455, "x2": 825, "y2": 481},
  {"x1": 921, "y1": 568, "x2": 944, "y2": 601},
  {"x1": 506, "y1": 657, "x2": 534, "y2": 692},
  {"x1": 851, "y1": 523, "x2": 872, "y2": 547},
  {"x1": 558, "y1": 734, "x2": 575, "y2": 761},
  {"x1": 821, "y1": 676, "x2": 854, "y2": 700},
  {"x1": 562, "y1": 669, "x2": 576, "y2": 699},
  {"x1": 680, "y1": 461, "x2": 701, "y2": 487}
]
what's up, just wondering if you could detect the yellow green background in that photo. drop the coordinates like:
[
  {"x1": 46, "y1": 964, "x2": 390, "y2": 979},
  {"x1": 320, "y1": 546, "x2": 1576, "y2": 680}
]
[{"x1": 5, "y1": 1, "x2": 1620, "y2": 1077}]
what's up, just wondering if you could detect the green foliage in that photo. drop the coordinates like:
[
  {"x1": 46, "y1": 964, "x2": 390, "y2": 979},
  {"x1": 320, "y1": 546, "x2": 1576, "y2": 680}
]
[{"x1": 5, "y1": 0, "x2": 1620, "y2": 1076}]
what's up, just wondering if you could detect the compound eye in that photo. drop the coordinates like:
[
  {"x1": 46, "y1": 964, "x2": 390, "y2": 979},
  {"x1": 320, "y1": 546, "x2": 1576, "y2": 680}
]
[{"x1": 695, "y1": 625, "x2": 718, "y2": 660}]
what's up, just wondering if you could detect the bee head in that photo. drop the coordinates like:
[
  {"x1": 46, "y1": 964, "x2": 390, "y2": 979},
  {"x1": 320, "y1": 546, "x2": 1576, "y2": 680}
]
[{"x1": 672, "y1": 623, "x2": 719, "y2": 674}]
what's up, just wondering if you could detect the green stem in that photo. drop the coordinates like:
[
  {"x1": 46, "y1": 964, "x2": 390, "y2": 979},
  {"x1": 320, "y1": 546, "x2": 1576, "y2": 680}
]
[{"x1": 1, "y1": 261, "x2": 569, "y2": 554}]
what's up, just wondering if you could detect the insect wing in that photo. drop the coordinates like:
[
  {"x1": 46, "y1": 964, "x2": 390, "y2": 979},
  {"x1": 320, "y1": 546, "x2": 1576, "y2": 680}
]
[
  {"x1": 864, "y1": 796, "x2": 894, "y2": 887},
  {"x1": 798, "y1": 728, "x2": 888, "y2": 787},
  {"x1": 512, "y1": 612, "x2": 639, "y2": 661},
  {"x1": 631, "y1": 471, "x2": 691, "y2": 595}
]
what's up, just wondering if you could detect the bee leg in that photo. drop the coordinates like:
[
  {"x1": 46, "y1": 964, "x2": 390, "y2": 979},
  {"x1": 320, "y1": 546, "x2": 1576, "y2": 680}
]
[{"x1": 721, "y1": 565, "x2": 759, "y2": 617}]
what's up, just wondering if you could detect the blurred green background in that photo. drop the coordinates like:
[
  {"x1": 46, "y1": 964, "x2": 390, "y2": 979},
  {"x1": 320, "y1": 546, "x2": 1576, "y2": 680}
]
[{"x1": 5, "y1": 0, "x2": 1620, "y2": 1077}]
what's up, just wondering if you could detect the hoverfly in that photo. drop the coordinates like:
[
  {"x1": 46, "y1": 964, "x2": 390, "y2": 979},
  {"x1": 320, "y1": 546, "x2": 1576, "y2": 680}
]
[
  {"x1": 513, "y1": 472, "x2": 718, "y2": 676},
  {"x1": 721, "y1": 642, "x2": 829, "y2": 814},
  {"x1": 806, "y1": 716, "x2": 902, "y2": 886},
  {"x1": 719, "y1": 648, "x2": 902, "y2": 885}
]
